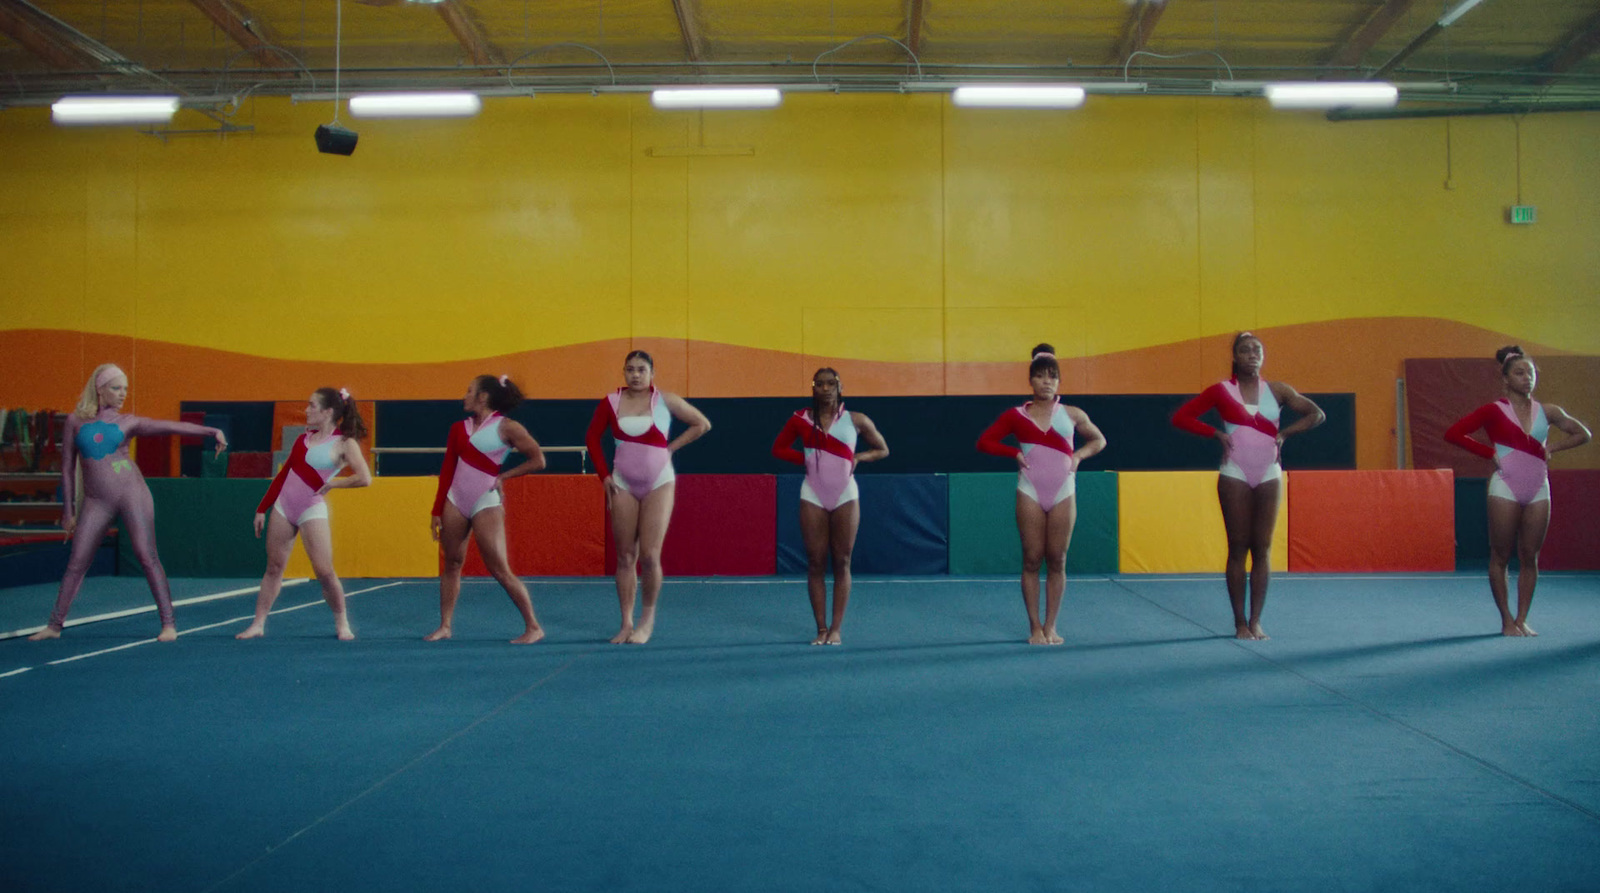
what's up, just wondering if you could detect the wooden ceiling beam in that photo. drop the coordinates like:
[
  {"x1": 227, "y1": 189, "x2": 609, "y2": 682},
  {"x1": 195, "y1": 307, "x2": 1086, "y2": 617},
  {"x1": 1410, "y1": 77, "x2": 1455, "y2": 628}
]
[
  {"x1": 1324, "y1": 0, "x2": 1417, "y2": 70},
  {"x1": 0, "y1": 0, "x2": 108, "y2": 70},
  {"x1": 1107, "y1": 0, "x2": 1168, "y2": 68},
  {"x1": 186, "y1": 0, "x2": 292, "y2": 69},
  {"x1": 906, "y1": 0, "x2": 926, "y2": 57},
  {"x1": 1537, "y1": 9, "x2": 1600, "y2": 75},
  {"x1": 671, "y1": 0, "x2": 706, "y2": 63},
  {"x1": 435, "y1": 0, "x2": 499, "y2": 68}
]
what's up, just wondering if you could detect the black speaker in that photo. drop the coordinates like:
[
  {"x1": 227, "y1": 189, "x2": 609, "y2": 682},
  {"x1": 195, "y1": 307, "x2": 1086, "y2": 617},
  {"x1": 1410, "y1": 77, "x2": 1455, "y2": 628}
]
[{"x1": 314, "y1": 123, "x2": 358, "y2": 156}]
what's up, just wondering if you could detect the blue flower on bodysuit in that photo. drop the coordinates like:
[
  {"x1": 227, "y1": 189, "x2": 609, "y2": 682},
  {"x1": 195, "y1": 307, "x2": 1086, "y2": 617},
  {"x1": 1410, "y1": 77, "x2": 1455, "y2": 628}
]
[{"x1": 77, "y1": 420, "x2": 125, "y2": 461}]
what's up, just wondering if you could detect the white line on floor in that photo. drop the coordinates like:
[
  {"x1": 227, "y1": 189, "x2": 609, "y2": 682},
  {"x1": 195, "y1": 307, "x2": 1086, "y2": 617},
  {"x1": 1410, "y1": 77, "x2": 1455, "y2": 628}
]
[
  {"x1": 27, "y1": 582, "x2": 407, "y2": 670},
  {"x1": 0, "y1": 580, "x2": 310, "y2": 641}
]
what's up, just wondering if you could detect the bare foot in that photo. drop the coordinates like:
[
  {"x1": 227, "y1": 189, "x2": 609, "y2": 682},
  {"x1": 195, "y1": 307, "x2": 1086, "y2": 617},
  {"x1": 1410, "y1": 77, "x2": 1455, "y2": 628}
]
[
  {"x1": 824, "y1": 629, "x2": 841, "y2": 646},
  {"x1": 1235, "y1": 624, "x2": 1254, "y2": 640},
  {"x1": 811, "y1": 628, "x2": 828, "y2": 646},
  {"x1": 1028, "y1": 628, "x2": 1047, "y2": 645},
  {"x1": 1044, "y1": 628, "x2": 1064, "y2": 646},
  {"x1": 1249, "y1": 622, "x2": 1269, "y2": 641},
  {"x1": 157, "y1": 625, "x2": 178, "y2": 643},
  {"x1": 626, "y1": 622, "x2": 654, "y2": 644},
  {"x1": 1501, "y1": 622, "x2": 1526, "y2": 637},
  {"x1": 1517, "y1": 620, "x2": 1537, "y2": 637},
  {"x1": 28, "y1": 626, "x2": 61, "y2": 641},
  {"x1": 423, "y1": 626, "x2": 452, "y2": 642},
  {"x1": 510, "y1": 627, "x2": 545, "y2": 644},
  {"x1": 235, "y1": 624, "x2": 266, "y2": 640},
  {"x1": 610, "y1": 626, "x2": 634, "y2": 644}
]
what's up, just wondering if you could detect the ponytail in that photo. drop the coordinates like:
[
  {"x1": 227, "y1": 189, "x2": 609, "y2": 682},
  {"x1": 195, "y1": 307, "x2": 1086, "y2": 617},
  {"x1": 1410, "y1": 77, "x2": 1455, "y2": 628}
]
[{"x1": 314, "y1": 387, "x2": 369, "y2": 439}]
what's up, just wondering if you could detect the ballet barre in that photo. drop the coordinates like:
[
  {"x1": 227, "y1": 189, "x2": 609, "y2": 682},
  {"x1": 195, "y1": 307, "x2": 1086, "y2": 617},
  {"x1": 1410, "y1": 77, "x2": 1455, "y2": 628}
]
[{"x1": 369, "y1": 445, "x2": 588, "y2": 475}]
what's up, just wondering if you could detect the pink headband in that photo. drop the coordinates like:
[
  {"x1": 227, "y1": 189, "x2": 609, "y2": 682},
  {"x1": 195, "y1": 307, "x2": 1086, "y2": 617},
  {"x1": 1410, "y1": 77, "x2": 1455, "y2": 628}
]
[
  {"x1": 1033, "y1": 351, "x2": 1055, "y2": 360},
  {"x1": 95, "y1": 365, "x2": 126, "y2": 388}
]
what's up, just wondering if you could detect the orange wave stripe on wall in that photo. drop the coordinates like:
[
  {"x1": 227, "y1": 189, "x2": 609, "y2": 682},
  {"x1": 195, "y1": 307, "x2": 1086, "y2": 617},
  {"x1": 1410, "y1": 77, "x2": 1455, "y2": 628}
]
[{"x1": 0, "y1": 318, "x2": 1565, "y2": 470}]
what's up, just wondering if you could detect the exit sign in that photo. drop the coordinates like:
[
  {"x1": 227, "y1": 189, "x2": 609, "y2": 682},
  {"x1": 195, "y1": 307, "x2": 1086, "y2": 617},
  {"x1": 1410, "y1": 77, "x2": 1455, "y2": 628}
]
[{"x1": 1508, "y1": 205, "x2": 1537, "y2": 225}]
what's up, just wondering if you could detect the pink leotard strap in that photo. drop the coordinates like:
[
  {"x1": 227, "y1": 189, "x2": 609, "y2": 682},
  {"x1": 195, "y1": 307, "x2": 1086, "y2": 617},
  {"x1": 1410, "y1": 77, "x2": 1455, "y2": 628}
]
[
  {"x1": 798, "y1": 406, "x2": 857, "y2": 510},
  {"x1": 977, "y1": 401, "x2": 1077, "y2": 511},
  {"x1": 256, "y1": 433, "x2": 342, "y2": 521},
  {"x1": 1173, "y1": 379, "x2": 1281, "y2": 487},
  {"x1": 588, "y1": 388, "x2": 673, "y2": 499},
  {"x1": 445, "y1": 414, "x2": 509, "y2": 516}
]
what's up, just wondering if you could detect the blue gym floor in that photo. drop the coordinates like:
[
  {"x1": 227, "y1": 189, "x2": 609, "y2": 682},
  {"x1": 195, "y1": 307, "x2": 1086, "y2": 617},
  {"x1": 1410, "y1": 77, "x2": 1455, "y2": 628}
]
[{"x1": 2, "y1": 573, "x2": 1598, "y2": 893}]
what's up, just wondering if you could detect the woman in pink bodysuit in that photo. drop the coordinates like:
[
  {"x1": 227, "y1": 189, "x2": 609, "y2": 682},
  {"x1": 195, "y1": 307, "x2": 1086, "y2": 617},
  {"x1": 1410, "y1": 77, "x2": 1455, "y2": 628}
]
[
  {"x1": 237, "y1": 388, "x2": 371, "y2": 641},
  {"x1": 1445, "y1": 346, "x2": 1591, "y2": 636},
  {"x1": 977, "y1": 345, "x2": 1106, "y2": 646},
  {"x1": 425, "y1": 375, "x2": 548, "y2": 644},
  {"x1": 1172, "y1": 332, "x2": 1323, "y2": 641},
  {"x1": 30, "y1": 364, "x2": 227, "y2": 642},
  {"x1": 771, "y1": 368, "x2": 889, "y2": 645},
  {"x1": 585, "y1": 351, "x2": 711, "y2": 644}
]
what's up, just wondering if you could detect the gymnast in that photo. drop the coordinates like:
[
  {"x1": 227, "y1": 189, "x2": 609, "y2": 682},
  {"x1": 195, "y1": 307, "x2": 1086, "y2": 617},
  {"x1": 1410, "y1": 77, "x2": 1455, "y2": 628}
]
[
  {"x1": 771, "y1": 368, "x2": 889, "y2": 645},
  {"x1": 977, "y1": 344, "x2": 1106, "y2": 645},
  {"x1": 585, "y1": 350, "x2": 711, "y2": 644},
  {"x1": 30, "y1": 364, "x2": 227, "y2": 642},
  {"x1": 425, "y1": 375, "x2": 547, "y2": 644},
  {"x1": 1172, "y1": 332, "x2": 1323, "y2": 640},
  {"x1": 236, "y1": 388, "x2": 371, "y2": 641},
  {"x1": 1444, "y1": 346, "x2": 1591, "y2": 636}
]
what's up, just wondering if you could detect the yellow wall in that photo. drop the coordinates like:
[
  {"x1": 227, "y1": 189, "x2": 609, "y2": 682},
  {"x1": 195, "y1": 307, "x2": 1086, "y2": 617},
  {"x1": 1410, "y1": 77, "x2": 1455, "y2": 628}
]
[{"x1": 2, "y1": 95, "x2": 1597, "y2": 467}]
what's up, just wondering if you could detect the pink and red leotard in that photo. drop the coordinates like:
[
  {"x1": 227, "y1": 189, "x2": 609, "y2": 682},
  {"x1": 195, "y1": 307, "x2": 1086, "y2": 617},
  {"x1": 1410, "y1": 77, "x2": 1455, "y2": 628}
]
[
  {"x1": 977, "y1": 401, "x2": 1078, "y2": 512},
  {"x1": 47, "y1": 409, "x2": 221, "y2": 630},
  {"x1": 257, "y1": 432, "x2": 345, "y2": 526},
  {"x1": 773, "y1": 406, "x2": 859, "y2": 511},
  {"x1": 586, "y1": 388, "x2": 675, "y2": 500},
  {"x1": 1173, "y1": 379, "x2": 1282, "y2": 488},
  {"x1": 1445, "y1": 399, "x2": 1551, "y2": 505},
  {"x1": 432, "y1": 413, "x2": 510, "y2": 519}
]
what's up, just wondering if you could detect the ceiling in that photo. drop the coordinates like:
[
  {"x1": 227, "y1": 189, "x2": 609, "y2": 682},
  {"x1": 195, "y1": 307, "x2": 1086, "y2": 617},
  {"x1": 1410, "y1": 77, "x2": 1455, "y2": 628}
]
[{"x1": 2, "y1": 0, "x2": 1599, "y2": 113}]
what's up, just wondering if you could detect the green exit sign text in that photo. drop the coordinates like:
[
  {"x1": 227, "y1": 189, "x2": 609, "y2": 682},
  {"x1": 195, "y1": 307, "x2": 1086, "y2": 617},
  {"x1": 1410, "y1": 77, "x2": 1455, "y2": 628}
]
[{"x1": 1507, "y1": 205, "x2": 1537, "y2": 225}]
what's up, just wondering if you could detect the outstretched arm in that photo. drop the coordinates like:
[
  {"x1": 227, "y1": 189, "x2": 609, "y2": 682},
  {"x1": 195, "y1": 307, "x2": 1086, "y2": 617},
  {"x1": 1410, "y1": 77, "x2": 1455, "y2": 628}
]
[
  {"x1": 127, "y1": 416, "x2": 228, "y2": 455},
  {"x1": 59, "y1": 415, "x2": 81, "y2": 536}
]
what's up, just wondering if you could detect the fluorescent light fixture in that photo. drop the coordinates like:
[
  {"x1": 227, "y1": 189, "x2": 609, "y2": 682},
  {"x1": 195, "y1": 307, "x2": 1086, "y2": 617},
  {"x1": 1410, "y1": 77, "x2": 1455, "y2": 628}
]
[
  {"x1": 51, "y1": 95, "x2": 180, "y2": 125},
  {"x1": 347, "y1": 92, "x2": 482, "y2": 118},
  {"x1": 1437, "y1": 0, "x2": 1487, "y2": 27},
  {"x1": 951, "y1": 85, "x2": 1087, "y2": 108},
  {"x1": 1263, "y1": 82, "x2": 1399, "y2": 109},
  {"x1": 650, "y1": 88, "x2": 782, "y2": 110}
]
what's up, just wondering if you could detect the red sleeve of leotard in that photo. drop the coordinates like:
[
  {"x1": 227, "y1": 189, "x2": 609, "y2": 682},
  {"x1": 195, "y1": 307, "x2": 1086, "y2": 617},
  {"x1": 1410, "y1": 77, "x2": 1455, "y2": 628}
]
[
  {"x1": 256, "y1": 436, "x2": 303, "y2": 514},
  {"x1": 976, "y1": 413, "x2": 1022, "y2": 460},
  {"x1": 1444, "y1": 404, "x2": 1498, "y2": 461},
  {"x1": 771, "y1": 415, "x2": 808, "y2": 466},
  {"x1": 586, "y1": 399, "x2": 613, "y2": 480},
  {"x1": 1171, "y1": 385, "x2": 1223, "y2": 438},
  {"x1": 431, "y1": 424, "x2": 462, "y2": 517}
]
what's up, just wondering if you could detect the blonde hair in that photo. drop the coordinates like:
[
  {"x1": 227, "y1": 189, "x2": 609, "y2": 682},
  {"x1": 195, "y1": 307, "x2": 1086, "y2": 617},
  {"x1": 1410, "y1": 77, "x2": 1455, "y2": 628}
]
[{"x1": 75, "y1": 364, "x2": 125, "y2": 419}]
